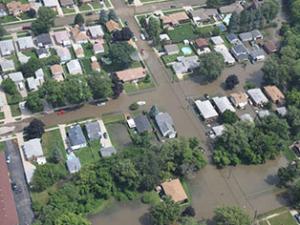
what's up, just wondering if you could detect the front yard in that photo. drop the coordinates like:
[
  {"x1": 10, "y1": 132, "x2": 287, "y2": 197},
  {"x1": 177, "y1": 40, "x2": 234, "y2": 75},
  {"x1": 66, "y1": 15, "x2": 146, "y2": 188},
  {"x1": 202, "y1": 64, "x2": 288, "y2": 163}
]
[
  {"x1": 167, "y1": 23, "x2": 198, "y2": 43},
  {"x1": 124, "y1": 78, "x2": 155, "y2": 94}
]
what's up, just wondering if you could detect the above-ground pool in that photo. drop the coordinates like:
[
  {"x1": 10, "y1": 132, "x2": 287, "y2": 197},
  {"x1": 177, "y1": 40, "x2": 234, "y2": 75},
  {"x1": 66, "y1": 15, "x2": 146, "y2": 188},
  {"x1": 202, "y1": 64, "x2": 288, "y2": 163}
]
[{"x1": 181, "y1": 46, "x2": 193, "y2": 55}]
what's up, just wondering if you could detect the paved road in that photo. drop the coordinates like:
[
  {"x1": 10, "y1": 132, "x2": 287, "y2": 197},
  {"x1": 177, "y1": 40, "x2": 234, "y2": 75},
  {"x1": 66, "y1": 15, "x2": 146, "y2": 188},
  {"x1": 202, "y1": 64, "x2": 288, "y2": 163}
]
[{"x1": 4, "y1": 140, "x2": 34, "y2": 225}]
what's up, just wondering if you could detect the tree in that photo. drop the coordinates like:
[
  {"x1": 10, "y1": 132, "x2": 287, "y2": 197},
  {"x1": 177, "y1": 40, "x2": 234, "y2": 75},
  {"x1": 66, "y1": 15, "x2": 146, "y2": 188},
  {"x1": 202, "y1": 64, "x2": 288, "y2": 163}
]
[
  {"x1": 109, "y1": 42, "x2": 135, "y2": 69},
  {"x1": 290, "y1": 181, "x2": 300, "y2": 209},
  {"x1": 99, "y1": 10, "x2": 109, "y2": 25},
  {"x1": 112, "y1": 79, "x2": 123, "y2": 98},
  {"x1": 40, "y1": 79, "x2": 65, "y2": 107},
  {"x1": 54, "y1": 212, "x2": 91, "y2": 225},
  {"x1": 286, "y1": 89, "x2": 300, "y2": 108},
  {"x1": 287, "y1": 106, "x2": 300, "y2": 136},
  {"x1": 182, "y1": 206, "x2": 196, "y2": 217},
  {"x1": 214, "y1": 206, "x2": 251, "y2": 225},
  {"x1": 150, "y1": 197, "x2": 181, "y2": 225},
  {"x1": 128, "y1": 0, "x2": 134, "y2": 4},
  {"x1": 108, "y1": 9, "x2": 118, "y2": 22},
  {"x1": 48, "y1": 147, "x2": 64, "y2": 164},
  {"x1": 147, "y1": 17, "x2": 161, "y2": 46},
  {"x1": 261, "y1": 0, "x2": 279, "y2": 22},
  {"x1": 180, "y1": 217, "x2": 205, "y2": 225},
  {"x1": 197, "y1": 52, "x2": 225, "y2": 82},
  {"x1": 24, "y1": 118, "x2": 45, "y2": 140},
  {"x1": 74, "y1": 14, "x2": 85, "y2": 26},
  {"x1": 27, "y1": 8, "x2": 36, "y2": 18},
  {"x1": 32, "y1": 7, "x2": 56, "y2": 35},
  {"x1": 228, "y1": 12, "x2": 239, "y2": 33},
  {"x1": 112, "y1": 27, "x2": 133, "y2": 41},
  {"x1": 88, "y1": 75, "x2": 113, "y2": 100},
  {"x1": 0, "y1": 24, "x2": 6, "y2": 38},
  {"x1": 220, "y1": 110, "x2": 238, "y2": 124},
  {"x1": 63, "y1": 77, "x2": 92, "y2": 104},
  {"x1": 2, "y1": 78, "x2": 18, "y2": 95},
  {"x1": 26, "y1": 92, "x2": 44, "y2": 113},
  {"x1": 225, "y1": 74, "x2": 239, "y2": 90},
  {"x1": 277, "y1": 161, "x2": 300, "y2": 187},
  {"x1": 129, "y1": 102, "x2": 139, "y2": 111},
  {"x1": 21, "y1": 58, "x2": 43, "y2": 78}
]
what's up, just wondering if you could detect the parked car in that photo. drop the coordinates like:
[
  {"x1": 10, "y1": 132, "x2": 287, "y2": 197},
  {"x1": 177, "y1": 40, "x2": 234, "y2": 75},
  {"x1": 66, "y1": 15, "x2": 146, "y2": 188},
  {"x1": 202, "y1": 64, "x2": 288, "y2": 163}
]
[
  {"x1": 6, "y1": 155, "x2": 11, "y2": 164},
  {"x1": 137, "y1": 101, "x2": 146, "y2": 106},
  {"x1": 140, "y1": 33, "x2": 146, "y2": 40}
]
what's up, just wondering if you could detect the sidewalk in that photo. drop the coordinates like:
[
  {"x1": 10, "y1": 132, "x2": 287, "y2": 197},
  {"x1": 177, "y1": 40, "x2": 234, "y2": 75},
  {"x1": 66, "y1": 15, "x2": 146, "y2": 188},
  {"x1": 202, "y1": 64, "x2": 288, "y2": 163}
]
[
  {"x1": 97, "y1": 119, "x2": 112, "y2": 148},
  {"x1": 0, "y1": 88, "x2": 15, "y2": 123},
  {"x1": 58, "y1": 124, "x2": 68, "y2": 149}
]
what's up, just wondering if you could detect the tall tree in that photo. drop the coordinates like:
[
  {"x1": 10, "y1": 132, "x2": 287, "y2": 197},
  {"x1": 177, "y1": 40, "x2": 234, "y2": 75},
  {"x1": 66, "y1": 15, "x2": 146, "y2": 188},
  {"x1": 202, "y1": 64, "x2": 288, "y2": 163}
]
[
  {"x1": 74, "y1": 14, "x2": 85, "y2": 26},
  {"x1": 214, "y1": 206, "x2": 251, "y2": 225},
  {"x1": 1, "y1": 78, "x2": 18, "y2": 95},
  {"x1": 40, "y1": 79, "x2": 65, "y2": 107},
  {"x1": 147, "y1": 17, "x2": 161, "y2": 46},
  {"x1": 26, "y1": 92, "x2": 44, "y2": 113},
  {"x1": 228, "y1": 12, "x2": 239, "y2": 33},
  {"x1": 109, "y1": 42, "x2": 135, "y2": 69},
  {"x1": 54, "y1": 212, "x2": 91, "y2": 225},
  {"x1": 63, "y1": 77, "x2": 92, "y2": 104},
  {"x1": 24, "y1": 118, "x2": 45, "y2": 140},
  {"x1": 32, "y1": 7, "x2": 56, "y2": 35},
  {"x1": 99, "y1": 10, "x2": 109, "y2": 25},
  {"x1": 261, "y1": 0, "x2": 279, "y2": 22},
  {"x1": 88, "y1": 75, "x2": 113, "y2": 100}
]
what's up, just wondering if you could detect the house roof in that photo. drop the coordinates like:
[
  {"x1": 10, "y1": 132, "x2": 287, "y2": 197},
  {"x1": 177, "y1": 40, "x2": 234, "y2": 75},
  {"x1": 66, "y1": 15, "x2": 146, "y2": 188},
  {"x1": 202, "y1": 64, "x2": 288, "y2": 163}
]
[
  {"x1": 214, "y1": 44, "x2": 235, "y2": 64},
  {"x1": 231, "y1": 44, "x2": 248, "y2": 61},
  {"x1": 0, "y1": 59, "x2": 15, "y2": 72},
  {"x1": 23, "y1": 138, "x2": 44, "y2": 159},
  {"x1": 191, "y1": 8, "x2": 218, "y2": 22},
  {"x1": 35, "y1": 33, "x2": 52, "y2": 46},
  {"x1": 68, "y1": 125, "x2": 87, "y2": 147},
  {"x1": 239, "y1": 32, "x2": 253, "y2": 41},
  {"x1": 72, "y1": 43, "x2": 84, "y2": 57},
  {"x1": 35, "y1": 68, "x2": 44, "y2": 79},
  {"x1": 91, "y1": 61, "x2": 101, "y2": 71},
  {"x1": 59, "y1": 0, "x2": 74, "y2": 7},
  {"x1": 155, "y1": 112, "x2": 176, "y2": 137},
  {"x1": 212, "y1": 96, "x2": 236, "y2": 113},
  {"x1": 88, "y1": 25, "x2": 104, "y2": 38},
  {"x1": 247, "y1": 88, "x2": 269, "y2": 105},
  {"x1": 195, "y1": 38, "x2": 209, "y2": 48},
  {"x1": 106, "y1": 20, "x2": 121, "y2": 33},
  {"x1": 258, "y1": 109, "x2": 270, "y2": 118},
  {"x1": 93, "y1": 42, "x2": 104, "y2": 53},
  {"x1": 211, "y1": 36, "x2": 224, "y2": 45},
  {"x1": 71, "y1": 25, "x2": 88, "y2": 43},
  {"x1": 226, "y1": 33, "x2": 239, "y2": 44},
  {"x1": 8, "y1": 72, "x2": 24, "y2": 83},
  {"x1": 276, "y1": 106, "x2": 287, "y2": 117},
  {"x1": 56, "y1": 47, "x2": 72, "y2": 61},
  {"x1": 115, "y1": 67, "x2": 147, "y2": 82},
  {"x1": 195, "y1": 100, "x2": 218, "y2": 120},
  {"x1": 17, "y1": 36, "x2": 35, "y2": 50},
  {"x1": 263, "y1": 41, "x2": 277, "y2": 54},
  {"x1": 164, "y1": 44, "x2": 179, "y2": 54},
  {"x1": 163, "y1": 11, "x2": 189, "y2": 25},
  {"x1": 230, "y1": 92, "x2": 248, "y2": 105},
  {"x1": 27, "y1": 77, "x2": 39, "y2": 91},
  {"x1": 7, "y1": 1, "x2": 31, "y2": 15},
  {"x1": 263, "y1": 85, "x2": 285, "y2": 103},
  {"x1": 134, "y1": 115, "x2": 151, "y2": 133},
  {"x1": 43, "y1": 0, "x2": 59, "y2": 7},
  {"x1": 36, "y1": 48, "x2": 48, "y2": 56},
  {"x1": 100, "y1": 146, "x2": 117, "y2": 157},
  {"x1": 85, "y1": 121, "x2": 101, "y2": 141},
  {"x1": 212, "y1": 124, "x2": 225, "y2": 137},
  {"x1": 161, "y1": 178, "x2": 188, "y2": 203},
  {"x1": 0, "y1": 40, "x2": 14, "y2": 56},
  {"x1": 219, "y1": 2, "x2": 244, "y2": 14},
  {"x1": 54, "y1": 30, "x2": 70, "y2": 44},
  {"x1": 66, "y1": 153, "x2": 81, "y2": 173},
  {"x1": 249, "y1": 47, "x2": 265, "y2": 59},
  {"x1": 252, "y1": 29, "x2": 263, "y2": 39},
  {"x1": 50, "y1": 64, "x2": 64, "y2": 76},
  {"x1": 0, "y1": 152, "x2": 19, "y2": 225},
  {"x1": 66, "y1": 59, "x2": 82, "y2": 75}
]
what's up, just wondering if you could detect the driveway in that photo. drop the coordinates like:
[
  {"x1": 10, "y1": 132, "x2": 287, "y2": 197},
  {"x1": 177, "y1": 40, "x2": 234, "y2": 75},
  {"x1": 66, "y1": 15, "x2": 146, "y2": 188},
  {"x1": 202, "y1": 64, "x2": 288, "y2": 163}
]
[{"x1": 4, "y1": 140, "x2": 34, "y2": 225}]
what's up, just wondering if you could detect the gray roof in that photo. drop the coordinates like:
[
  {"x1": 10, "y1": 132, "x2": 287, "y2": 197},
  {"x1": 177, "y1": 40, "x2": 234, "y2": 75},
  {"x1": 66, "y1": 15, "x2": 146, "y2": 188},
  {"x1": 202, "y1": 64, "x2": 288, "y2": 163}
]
[
  {"x1": 36, "y1": 48, "x2": 48, "y2": 56},
  {"x1": 155, "y1": 112, "x2": 176, "y2": 137},
  {"x1": 8, "y1": 72, "x2": 24, "y2": 83},
  {"x1": 35, "y1": 33, "x2": 52, "y2": 47},
  {"x1": 240, "y1": 113, "x2": 254, "y2": 123},
  {"x1": 247, "y1": 88, "x2": 269, "y2": 105},
  {"x1": 56, "y1": 47, "x2": 72, "y2": 61},
  {"x1": 0, "y1": 39, "x2": 14, "y2": 56},
  {"x1": 258, "y1": 110, "x2": 270, "y2": 118},
  {"x1": 231, "y1": 44, "x2": 248, "y2": 61},
  {"x1": 172, "y1": 55, "x2": 200, "y2": 75},
  {"x1": 35, "y1": 68, "x2": 44, "y2": 79},
  {"x1": 226, "y1": 33, "x2": 239, "y2": 44},
  {"x1": 66, "y1": 59, "x2": 82, "y2": 75},
  {"x1": 27, "y1": 77, "x2": 39, "y2": 91},
  {"x1": 212, "y1": 125, "x2": 225, "y2": 137},
  {"x1": 17, "y1": 36, "x2": 35, "y2": 50},
  {"x1": 164, "y1": 44, "x2": 179, "y2": 55},
  {"x1": 68, "y1": 125, "x2": 87, "y2": 147},
  {"x1": 66, "y1": 153, "x2": 81, "y2": 173},
  {"x1": 195, "y1": 100, "x2": 218, "y2": 120},
  {"x1": 212, "y1": 96, "x2": 236, "y2": 113},
  {"x1": 0, "y1": 59, "x2": 15, "y2": 72},
  {"x1": 251, "y1": 29, "x2": 263, "y2": 39},
  {"x1": 239, "y1": 32, "x2": 253, "y2": 42},
  {"x1": 211, "y1": 36, "x2": 224, "y2": 45},
  {"x1": 276, "y1": 106, "x2": 287, "y2": 117},
  {"x1": 43, "y1": 0, "x2": 59, "y2": 7},
  {"x1": 59, "y1": 0, "x2": 74, "y2": 7},
  {"x1": 134, "y1": 115, "x2": 152, "y2": 133},
  {"x1": 85, "y1": 121, "x2": 101, "y2": 140},
  {"x1": 23, "y1": 138, "x2": 44, "y2": 159},
  {"x1": 100, "y1": 146, "x2": 117, "y2": 157},
  {"x1": 249, "y1": 47, "x2": 265, "y2": 60},
  {"x1": 88, "y1": 25, "x2": 104, "y2": 38}
]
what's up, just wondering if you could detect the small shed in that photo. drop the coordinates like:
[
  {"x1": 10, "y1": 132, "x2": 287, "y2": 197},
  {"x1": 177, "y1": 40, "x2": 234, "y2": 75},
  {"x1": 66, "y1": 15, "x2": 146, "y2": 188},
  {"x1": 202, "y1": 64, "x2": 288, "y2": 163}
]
[
  {"x1": 161, "y1": 179, "x2": 188, "y2": 203},
  {"x1": 66, "y1": 153, "x2": 81, "y2": 174},
  {"x1": 100, "y1": 146, "x2": 117, "y2": 158}
]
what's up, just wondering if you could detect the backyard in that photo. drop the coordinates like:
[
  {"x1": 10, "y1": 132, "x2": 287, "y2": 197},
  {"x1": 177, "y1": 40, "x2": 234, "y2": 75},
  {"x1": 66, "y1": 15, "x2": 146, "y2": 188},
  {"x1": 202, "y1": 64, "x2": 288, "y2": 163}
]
[
  {"x1": 42, "y1": 129, "x2": 66, "y2": 161},
  {"x1": 74, "y1": 140, "x2": 101, "y2": 165},
  {"x1": 167, "y1": 23, "x2": 198, "y2": 43}
]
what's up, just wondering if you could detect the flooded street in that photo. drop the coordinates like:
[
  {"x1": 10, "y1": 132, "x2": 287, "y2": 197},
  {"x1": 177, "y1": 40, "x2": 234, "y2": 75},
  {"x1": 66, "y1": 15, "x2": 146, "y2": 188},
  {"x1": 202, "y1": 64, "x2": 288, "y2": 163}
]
[{"x1": 89, "y1": 156, "x2": 288, "y2": 225}]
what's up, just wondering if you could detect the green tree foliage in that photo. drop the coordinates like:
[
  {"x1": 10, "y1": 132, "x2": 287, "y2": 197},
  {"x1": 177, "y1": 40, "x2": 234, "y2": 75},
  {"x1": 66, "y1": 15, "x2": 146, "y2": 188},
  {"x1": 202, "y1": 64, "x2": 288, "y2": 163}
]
[
  {"x1": 287, "y1": 106, "x2": 300, "y2": 136},
  {"x1": 31, "y1": 163, "x2": 67, "y2": 192},
  {"x1": 261, "y1": 0, "x2": 279, "y2": 22},
  {"x1": 26, "y1": 92, "x2": 44, "y2": 113},
  {"x1": 290, "y1": 181, "x2": 300, "y2": 209},
  {"x1": 24, "y1": 119, "x2": 45, "y2": 140},
  {"x1": 63, "y1": 77, "x2": 92, "y2": 104},
  {"x1": 99, "y1": 10, "x2": 109, "y2": 25},
  {"x1": 108, "y1": 9, "x2": 118, "y2": 22},
  {"x1": 214, "y1": 206, "x2": 251, "y2": 225},
  {"x1": 220, "y1": 110, "x2": 238, "y2": 124},
  {"x1": 180, "y1": 217, "x2": 205, "y2": 225},
  {"x1": 277, "y1": 161, "x2": 300, "y2": 187},
  {"x1": 147, "y1": 17, "x2": 162, "y2": 46},
  {"x1": 74, "y1": 14, "x2": 85, "y2": 26},
  {"x1": 2, "y1": 78, "x2": 18, "y2": 95},
  {"x1": 228, "y1": 12, "x2": 239, "y2": 33},
  {"x1": 197, "y1": 52, "x2": 225, "y2": 82},
  {"x1": 88, "y1": 75, "x2": 113, "y2": 100},
  {"x1": 32, "y1": 7, "x2": 56, "y2": 35},
  {"x1": 109, "y1": 42, "x2": 135, "y2": 69},
  {"x1": 206, "y1": 0, "x2": 235, "y2": 8},
  {"x1": 40, "y1": 80, "x2": 65, "y2": 107},
  {"x1": 0, "y1": 24, "x2": 6, "y2": 38},
  {"x1": 21, "y1": 58, "x2": 43, "y2": 78},
  {"x1": 54, "y1": 212, "x2": 91, "y2": 225},
  {"x1": 150, "y1": 197, "x2": 181, "y2": 225}
]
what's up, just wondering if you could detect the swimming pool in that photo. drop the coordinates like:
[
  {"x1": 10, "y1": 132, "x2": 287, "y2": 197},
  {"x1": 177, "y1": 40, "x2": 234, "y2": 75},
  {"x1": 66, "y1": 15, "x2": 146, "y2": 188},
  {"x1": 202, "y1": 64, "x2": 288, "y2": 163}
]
[{"x1": 181, "y1": 46, "x2": 193, "y2": 55}]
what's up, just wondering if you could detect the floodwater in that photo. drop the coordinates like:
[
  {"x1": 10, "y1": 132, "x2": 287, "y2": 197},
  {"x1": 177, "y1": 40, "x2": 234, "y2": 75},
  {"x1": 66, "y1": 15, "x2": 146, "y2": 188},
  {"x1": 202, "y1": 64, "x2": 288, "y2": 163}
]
[{"x1": 90, "y1": 156, "x2": 288, "y2": 225}]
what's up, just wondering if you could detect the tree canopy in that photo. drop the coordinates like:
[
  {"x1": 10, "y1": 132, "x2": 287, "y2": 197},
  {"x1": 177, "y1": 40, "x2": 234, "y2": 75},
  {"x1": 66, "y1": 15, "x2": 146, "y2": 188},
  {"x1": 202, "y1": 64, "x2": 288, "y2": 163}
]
[
  {"x1": 214, "y1": 206, "x2": 251, "y2": 225},
  {"x1": 109, "y1": 42, "x2": 135, "y2": 69},
  {"x1": 32, "y1": 7, "x2": 56, "y2": 35},
  {"x1": 24, "y1": 119, "x2": 45, "y2": 140}
]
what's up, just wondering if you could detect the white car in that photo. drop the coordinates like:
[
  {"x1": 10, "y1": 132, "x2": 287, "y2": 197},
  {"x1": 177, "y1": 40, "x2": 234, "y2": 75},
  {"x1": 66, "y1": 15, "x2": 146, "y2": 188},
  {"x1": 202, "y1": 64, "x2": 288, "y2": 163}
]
[
  {"x1": 136, "y1": 101, "x2": 146, "y2": 106},
  {"x1": 140, "y1": 33, "x2": 146, "y2": 40}
]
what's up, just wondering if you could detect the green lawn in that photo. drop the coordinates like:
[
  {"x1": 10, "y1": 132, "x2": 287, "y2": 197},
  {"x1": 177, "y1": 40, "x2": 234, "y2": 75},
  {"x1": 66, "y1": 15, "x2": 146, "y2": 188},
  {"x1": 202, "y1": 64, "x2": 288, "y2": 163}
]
[
  {"x1": 31, "y1": 183, "x2": 59, "y2": 207},
  {"x1": 0, "y1": 112, "x2": 4, "y2": 120},
  {"x1": 74, "y1": 141, "x2": 101, "y2": 165},
  {"x1": 91, "y1": 1, "x2": 102, "y2": 9},
  {"x1": 10, "y1": 104, "x2": 21, "y2": 117},
  {"x1": 22, "y1": 49, "x2": 37, "y2": 59},
  {"x1": 102, "y1": 113, "x2": 124, "y2": 124},
  {"x1": 82, "y1": 43, "x2": 94, "y2": 58},
  {"x1": 80, "y1": 58, "x2": 92, "y2": 74},
  {"x1": 79, "y1": 3, "x2": 91, "y2": 11},
  {"x1": 0, "y1": 15, "x2": 19, "y2": 24},
  {"x1": 124, "y1": 79, "x2": 155, "y2": 94},
  {"x1": 62, "y1": 7, "x2": 75, "y2": 14},
  {"x1": 0, "y1": 142, "x2": 5, "y2": 152},
  {"x1": 42, "y1": 129, "x2": 66, "y2": 161},
  {"x1": 283, "y1": 148, "x2": 297, "y2": 161},
  {"x1": 167, "y1": 23, "x2": 198, "y2": 43},
  {"x1": 268, "y1": 211, "x2": 297, "y2": 225}
]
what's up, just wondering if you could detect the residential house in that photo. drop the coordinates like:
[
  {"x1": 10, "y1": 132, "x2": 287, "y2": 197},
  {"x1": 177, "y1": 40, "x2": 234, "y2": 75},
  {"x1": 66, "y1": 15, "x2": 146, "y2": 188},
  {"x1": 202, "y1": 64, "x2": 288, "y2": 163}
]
[
  {"x1": 7, "y1": 1, "x2": 31, "y2": 17},
  {"x1": 50, "y1": 64, "x2": 64, "y2": 82},
  {"x1": 105, "y1": 20, "x2": 121, "y2": 33},
  {"x1": 214, "y1": 44, "x2": 235, "y2": 64},
  {"x1": 71, "y1": 25, "x2": 89, "y2": 44},
  {"x1": 93, "y1": 41, "x2": 105, "y2": 54},
  {"x1": 263, "y1": 85, "x2": 285, "y2": 105},
  {"x1": 0, "y1": 40, "x2": 15, "y2": 56},
  {"x1": 155, "y1": 112, "x2": 176, "y2": 138},
  {"x1": 194, "y1": 38, "x2": 210, "y2": 54},
  {"x1": 17, "y1": 36, "x2": 35, "y2": 51},
  {"x1": 26, "y1": 77, "x2": 40, "y2": 91},
  {"x1": 229, "y1": 92, "x2": 248, "y2": 108},
  {"x1": 66, "y1": 153, "x2": 81, "y2": 174},
  {"x1": 87, "y1": 25, "x2": 104, "y2": 39},
  {"x1": 258, "y1": 109, "x2": 270, "y2": 119},
  {"x1": 219, "y1": 2, "x2": 244, "y2": 14},
  {"x1": 17, "y1": 52, "x2": 30, "y2": 64},
  {"x1": 0, "y1": 4, "x2": 8, "y2": 17},
  {"x1": 72, "y1": 44, "x2": 84, "y2": 58},
  {"x1": 0, "y1": 152, "x2": 19, "y2": 225},
  {"x1": 100, "y1": 146, "x2": 117, "y2": 158},
  {"x1": 36, "y1": 48, "x2": 50, "y2": 59},
  {"x1": 211, "y1": 125, "x2": 225, "y2": 138},
  {"x1": 56, "y1": 47, "x2": 72, "y2": 62},
  {"x1": 0, "y1": 59, "x2": 15, "y2": 72},
  {"x1": 172, "y1": 55, "x2": 199, "y2": 79},
  {"x1": 263, "y1": 41, "x2": 277, "y2": 54},
  {"x1": 212, "y1": 96, "x2": 236, "y2": 114},
  {"x1": 115, "y1": 67, "x2": 147, "y2": 83},
  {"x1": 35, "y1": 33, "x2": 52, "y2": 48},
  {"x1": 159, "y1": 34, "x2": 171, "y2": 43},
  {"x1": 252, "y1": 29, "x2": 263, "y2": 40},
  {"x1": 226, "y1": 33, "x2": 239, "y2": 44},
  {"x1": 249, "y1": 46, "x2": 265, "y2": 62},
  {"x1": 85, "y1": 121, "x2": 101, "y2": 141},
  {"x1": 190, "y1": 8, "x2": 218, "y2": 23},
  {"x1": 134, "y1": 115, "x2": 152, "y2": 134},
  {"x1": 164, "y1": 44, "x2": 179, "y2": 55},
  {"x1": 54, "y1": 30, "x2": 71, "y2": 46},
  {"x1": 35, "y1": 68, "x2": 45, "y2": 85},
  {"x1": 210, "y1": 36, "x2": 224, "y2": 45},
  {"x1": 7, "y1": 72, "x2": 24, "y2": 90},
  {"x1": 239, "y1": 32, "x2": 253, "y2": 42},
  {"x1": 66, "y1": 59, "x2": 82, "y2": 75},
  {"x1": 231, "y1": 43, "x2": 249, "y2": 62},
  {"x1": 23, "y1": 138, "x2": 46, "y2": 164},
  {"x1": 43, "y1": 0, "x2": 60, "y2": 8},
  {"x1": 247, "y1": 88, "x2": 269, "y2": 106},
  {"x1": 160, "y1": 179, "x2": 188, "y2": 203},
  {"x1": 161, "y1": 12, "x2": 189, "y2": 27},
  {"x1": 59, "y1": 0, "x2": 74, "y2": 7},
  {"x1": 91, "y1": 60, "x2": 101, "y2": 72},
  {"x1": 67, "y1": 124, "x2": 87, "y2": 150},
  {"x1": 194, "y1": 99, "x2": 218, "y2": 121}
]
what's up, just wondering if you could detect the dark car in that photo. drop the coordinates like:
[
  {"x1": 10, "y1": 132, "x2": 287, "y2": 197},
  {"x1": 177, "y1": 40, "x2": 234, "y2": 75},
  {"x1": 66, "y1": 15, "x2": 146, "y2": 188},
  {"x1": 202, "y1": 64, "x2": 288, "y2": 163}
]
[{"x1": 295, "y1": 214, "x2": 300, "y2": 224}]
